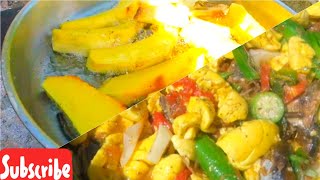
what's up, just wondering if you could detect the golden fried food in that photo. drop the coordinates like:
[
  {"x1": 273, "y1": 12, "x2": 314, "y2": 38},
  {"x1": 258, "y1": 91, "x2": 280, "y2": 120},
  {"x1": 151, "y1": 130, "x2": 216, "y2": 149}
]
[
  {"x1": 42, "y1": 76, "x2": 125, "y2": 134},
  {"x1": 52, "y1": 21, "x2": 142, "y2": 56},
  {"x1": 86, "y1": 28, "x2": 178, "y2": 74},
  {"x1": 98, "y1": 48, "x2": 205, "y2": 105}
]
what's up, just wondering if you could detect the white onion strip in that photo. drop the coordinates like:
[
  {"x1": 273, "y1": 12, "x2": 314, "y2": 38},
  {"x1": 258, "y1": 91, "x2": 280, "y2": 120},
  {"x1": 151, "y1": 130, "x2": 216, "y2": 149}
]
[
  {"x1": 147, "y1": 125, "x2": 173, "y2": 164},
  {"x1": 120, "y1": 121, "x2": 144, "y2": 167}
]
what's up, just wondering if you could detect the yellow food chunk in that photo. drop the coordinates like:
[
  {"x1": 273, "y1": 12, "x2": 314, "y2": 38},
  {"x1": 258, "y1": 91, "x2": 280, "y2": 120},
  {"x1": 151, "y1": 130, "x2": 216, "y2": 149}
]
[
  {"x1": 244, "y1": 160, "x2": 261, "y2": 180},
  {"x1": 147, "y1": 92, "x2": 163, "y2": 113},
  {"x1": 306, "y1": 2, "x2": 320, "y2": 18},
  {"x1": 187, "y1": 96, "x2": 216, "y2": 132},
  {"x1": 233, "y1": 0, "x2": 292, "y2": 29},
  {"x1": 93, "y1": 115, "x2": 133, "y2": 142},
  {"x1": 99, "y1": 48, "x2": 205, "y2": 105},
  {"x1": 225, "y1": 3, "x2": 265, "y2": 44},
  {"x1": 52, "y1": 21, "x2": 142, "y2": 56},
  {"x1": 216, "y1": 120, "x2": 280, "y2": 170},
  {"x1": 216, "y1": 87, "x2": 248, "y2": 123},
  {"x1": 173, "y1": 113, "x2": 200, "y2": 140},
  {"x1": 151, "y1": 154, "x2": 185, "y2": 180},
  {"x1": 123, "y1": 134, "x2": 156, "y2": 180},
  {"x1": 171, "y1": 135, "x2": 195, "y2": 160},
  {"x1": 287, "y1": 36, "x2": 315, "y2": 72},
  {"x1": 292, "y1": 10, "x2": 309, "y2": 27},
  {"x1": 61, "y1": 0, "x2": 139, "y2": 29},
  {"x1": 246, "y1": 30, "x2": 282, "y2": 51},
  {"x1": 88, "y1": 133, "x2": 123, "y2": 180},
  {"x1": 120, "y1": 101, "x2": 149, "y2": 122},
  {"x1": 189, "y1": 67, "x2": 248, "y2": 123},
  {"x1": 42, "y1": 76, "x2": 125, "y2": 134},
  {"x1": 270, "y1": 54, "x2": 289, "y2": 71},
  {"x1": 244, "y1": 167, "x2": 259, "y2": 180},
  {"x1": 87, "y1": 29, "x2": 178, "y2": 74}
]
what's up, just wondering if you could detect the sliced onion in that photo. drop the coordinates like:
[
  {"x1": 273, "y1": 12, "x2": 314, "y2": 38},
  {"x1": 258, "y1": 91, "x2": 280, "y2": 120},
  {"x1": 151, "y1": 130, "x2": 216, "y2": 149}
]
[
  {"x1": 120, "y1": 121, "x2": 144, "y2": 167},
  {"x1": 147, "y1": 125, "x2": 173, "y2": 164},
  {"x1": 248, "y1": 49, "x2": 280, "y2": 70}
]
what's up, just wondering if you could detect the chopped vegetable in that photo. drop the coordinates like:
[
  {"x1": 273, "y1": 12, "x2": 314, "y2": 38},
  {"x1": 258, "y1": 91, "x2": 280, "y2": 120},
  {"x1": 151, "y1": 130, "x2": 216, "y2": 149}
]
[
  {"x1": 270, "y1": 68, "x2": 299, "y2": 97},
  {"x1": 232, "y1": 46, "x2": 260, "y2": 80},
  {"x1": 271, "y1": 68, "x2": 298, "y2": 86},
  {"x1": 284, "y1": 76, "x2": 308, "y2": 103},
  {"x1": 271, "y1": 80, "x2": 284, "y2": 97},
  {"x1": 175, "y1": 168, "x2": 192, "y2": 180},
  {"x1": 120, "y1": 121, "x2": 144, "y2": 167},
  {"x1": 275, "y1": 19, "x2": 305, "y2": 41},
  {"x1": 248, "y1": 49, "x2": 280, "y2": 70},
  {"x1": 260, "y1": 63, "x2": 271, "y2": 91},
  {"x1": 276, "y1": 19, "x2": 319, "y2": 58},
  {"x1": 250, "y1": 92, "x2": 284, "y2": 122},
  {"x1": 195, "y1": 135, "x2": 239, "y2": 180},
  {"x1": 289, "y1": 148, "x2": 310, "y2": 180},
  {"x1": 147, "y1": 125, "x2": 173, "y2": 164},
  {"x1": 302, "y1": 31, "x2": 320, "y2": 59},
  {"x1": 170, "y1": 77, "x2": 214, "y2": 104},
  {"x1": 152, "y1": 112, "x2": 172, "y2": 131},
  {"x1": 219, "y1": 72, "x2": 233, "y2": 80},
  {"x1": 230, "y1": 83, "x2": 242, "y2": 92}
]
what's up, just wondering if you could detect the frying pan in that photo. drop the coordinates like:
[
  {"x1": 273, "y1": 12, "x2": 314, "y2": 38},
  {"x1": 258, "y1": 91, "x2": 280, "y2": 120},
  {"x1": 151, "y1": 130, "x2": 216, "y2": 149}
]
[{"x1": 1, "y1": 0, "x2": 296, "y2": 147}]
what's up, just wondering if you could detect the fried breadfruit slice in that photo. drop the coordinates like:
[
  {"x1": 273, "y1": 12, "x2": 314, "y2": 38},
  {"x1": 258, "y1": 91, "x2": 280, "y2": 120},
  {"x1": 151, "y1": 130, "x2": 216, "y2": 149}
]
[
  {"x1": 60, "y1": 0, "x2": 139, "y2": 29},
  {"x1": 52, "y1": 21, "x2": 142, "y2": 56},
  {"x1": 134, "y1": 2, "x2": 190, "y2": 27},
  {"x1": 99, "y1": 48, "x2": 206, "y2": 105},
  {"x1": 86, "y1": 28, "x2": 178, "y2": 74},
  {"x1": 42, "y1": 76, "x2": 126, "y2": 134}
]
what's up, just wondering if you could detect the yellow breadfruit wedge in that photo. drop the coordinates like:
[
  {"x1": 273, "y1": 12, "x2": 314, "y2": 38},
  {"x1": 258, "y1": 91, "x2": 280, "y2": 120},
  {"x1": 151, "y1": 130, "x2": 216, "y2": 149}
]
[
  {"x1": 306, "y1": 2, "x2": 320, "y2": 18},
  {"x1": 87, "y1": 29, "x2": 178, "y2": 74},
  {"x1": 216, "y1": 120, "x2": 279, "y2": 170},
  {"x1": 234, "y1": 0, "x2": 293, "y2": 29},
  {"x1": 60, "y1": 0, "x2": 139, "y2": 29},
  {"x1": 225, "y1": 3, "x2": 265, "y2": 44},
  {"x1": 135, "y1": 2, "x2": 190, "y2": 27},
  {"x1": 52, "y1": 21, "x2": 142, "y2": 56},
  {"x1": 99, "y1": 48, "x2": 206, "y2": 105},
  {"x1": 42, "y1": 76, "x2": 126, "y2": 134}
]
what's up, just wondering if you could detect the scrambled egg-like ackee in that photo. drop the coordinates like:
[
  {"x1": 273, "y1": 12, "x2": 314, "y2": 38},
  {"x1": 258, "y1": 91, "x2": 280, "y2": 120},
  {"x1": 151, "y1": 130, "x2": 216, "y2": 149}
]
[
  {"x1": 151, "y1": 154, "x2": 185, "y2": 180},
  {"x1": 187, "y1": 96, "x2": 216, "y2": 132},
  {"x1": 173, "y1": 112, "x2": 200, "y2": 140},
  {"x1": 270, "y1": 36, "x2": 315, "y2": 72},
  {"x1": 287, "y1": 36, "x2": 315, "y2": 72},
  {"x1": 171, "y1": 135, "x2": 196, "y2": 160},
  {"x1": 217, "y1": 120, "x2": 280, "y2": 170},
  {"x1": 190, "y1": 67, "x2": 248, "y2": 123},
  {"x1": 123, "y1": 134, "x2": 156, "y2": 180},
  {"x1": 246, "y1": 29, "x2": 283, "y2": 51}
]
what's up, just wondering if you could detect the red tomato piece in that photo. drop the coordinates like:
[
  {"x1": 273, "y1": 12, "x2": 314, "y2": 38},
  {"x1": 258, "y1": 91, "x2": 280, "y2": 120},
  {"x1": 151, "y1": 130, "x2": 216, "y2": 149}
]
[
  {"x1": 284, "y1": 76, "x2": 308, "y2": 103},
  {"x1": 260, "y1": 63, "x2": 271, "y2": 91},
  {"x1": 152, "y1": 112, "x2": 173, "y2": 131},
  {"x1": 176, "y1": 168, "x2": 192, "y2": 180}
]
